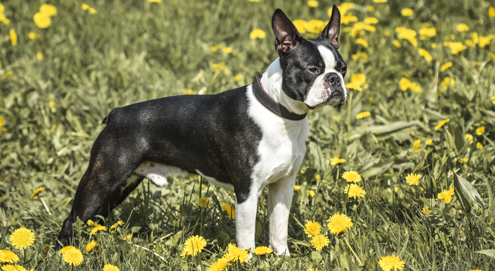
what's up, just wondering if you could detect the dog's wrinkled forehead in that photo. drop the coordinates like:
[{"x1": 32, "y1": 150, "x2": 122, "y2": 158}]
[{"x1": 284, "y1": 39, "x2": 346, "y2": 74}]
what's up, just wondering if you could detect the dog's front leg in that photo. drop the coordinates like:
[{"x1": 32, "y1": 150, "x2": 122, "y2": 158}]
[
  {"x1": 268, "y1": 174, "x2": 296, "y2": 256},
  {"x1": 235, "y1": 188, "x2": 259, "y2": 252}
]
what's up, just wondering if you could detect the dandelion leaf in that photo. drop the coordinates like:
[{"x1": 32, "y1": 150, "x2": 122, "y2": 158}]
[{"x1": 454, "y1": 174, "x2": 484, "y2": 213}]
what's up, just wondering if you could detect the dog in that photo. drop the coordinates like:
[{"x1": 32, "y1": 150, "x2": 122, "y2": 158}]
[{"x1": 57, "y1": 5, "x2": 347, "y2": 255}]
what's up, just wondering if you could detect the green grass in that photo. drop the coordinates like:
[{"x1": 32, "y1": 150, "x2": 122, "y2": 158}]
[{"x1": 1, "y1": 0, "x2": 495, "y2": 270}]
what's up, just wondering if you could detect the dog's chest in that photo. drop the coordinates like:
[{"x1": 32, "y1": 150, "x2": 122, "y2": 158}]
[{"x1": 247, "y1": 87, "x2": 310, "y2": 184}]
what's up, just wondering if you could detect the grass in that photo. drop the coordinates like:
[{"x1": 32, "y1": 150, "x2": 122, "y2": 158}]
[{"x1": 1, "y1": 0, "x2": 495, "y2": 270}]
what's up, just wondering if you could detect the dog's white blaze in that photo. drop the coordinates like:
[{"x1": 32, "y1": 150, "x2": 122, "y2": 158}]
[
  {"x1": 195, "y1": 170, "x2": 234, "y2": 191},
  {"x1": 241, "y1": 85, "x2": 309, "y2": 255},
  {"x1": 134, "y1": 161, "x2": 188, "y2": 187},
  {"x1": 304, "y1": 45, "x2": 346, "y2": 108}
]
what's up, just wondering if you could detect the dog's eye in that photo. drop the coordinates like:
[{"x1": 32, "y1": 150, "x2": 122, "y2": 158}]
[
  {"x1": 340, "y1": 66, "x2": 347, "y2": 74},
  {"x1": 308, "y1": 67, "x2": 320, "y2": 74}
]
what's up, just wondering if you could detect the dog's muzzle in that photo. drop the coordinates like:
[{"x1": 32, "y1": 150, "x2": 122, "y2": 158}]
[{"x1": 325, "y1": 73, "x2": 346, "y2": 107}]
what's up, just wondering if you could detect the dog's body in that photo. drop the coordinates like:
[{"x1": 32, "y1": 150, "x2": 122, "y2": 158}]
[{"x1": 58, "y1": 6, "x2": 347, "y2": 255}]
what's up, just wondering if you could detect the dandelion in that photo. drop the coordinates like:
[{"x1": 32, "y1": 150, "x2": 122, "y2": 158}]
[
  {"x1": 425, "y1": 139, "x2": 433, "y2": 145},
  {"x1": 490, "y1": 7, "x2": 495, "y2": 17},
  {"x1": 447, "y1": 42, "x2": 466, "y2": 54},
  {"x1": 86, "y1": 241, "x2": 97, "y2": 254},
  {"x1": 399, "y1": 78, "x2": 411, "y2": 91},
  {"x1": 224, "y1": 243, "x2": 249, "y2": 263},
  {"x1": 306, "y1": 20, "x2": 325, "y2": 33},
  {"x1": 341, "y1": 15, "x2": 358, "y2": 25},
  {"x1": 412, "y1": 139, "x2": 421, "y2": 153},
  {"x1": 250, "y1": 29, "x2": 266, "y2": 39},
  {"x1": 465, "y1": 134, "x2": 473, "y2": 144},
  {"x1": 440, "y1": 62, "x2": 452, "y2": 72},
  {"x1": 342, "y1": 171, "x2": 361, "y2": 183},
  {"x1": 9, "y1": 29, "x2": 17, "y2": 46},
  {"x1": 457, "y1": 24, "x2": 469, "y2": 32},
  {"x1": 422, "y1": 207, "x2": 432, "y2": 215},
  {"x1": 345, "y1": 184, "x2": 366, "y2": 199},
  {"x1": 233, "y1": 74, "x2": 242, "y2": 82},
  {"x1": 62, "y1": 247, "x2": 84, "y2": 266},
  {"x1": 419, "y1": 27, "x2": 436, "y2": 38},
  {"x1": 294, "y1": 185, "x2": 301, "y2": 191},
  {"x1": 33, "y1": 12, "x2": 51, "y2": 28},
  {"x1": 253, "y1": 246, "x2": 273, "y2": 255},
  {"x1": 373, "y1": 0, "x2": 387, "y2": 3},
  {"x1": 307, "y1": 0, "x2": 318, "y2": 8},
  {"x1": 327, "y1": 213, "x2": 353, "y2": 234},
  {"x1": 434, "y1": 119, "x2": 450, "y2": 130},
  {"x1": 208, "y1": 258, "x2": 229, "y2": 271},
  {"x1": 40, "y1": 4, "x2": 57, "y2": 16},
  {"x1": 477, "y1": 142, "x2": 483, "y2": 149},
  {"x1": 401, "y1": 8, "x2": 413, "y2": 17},
  {"x1": 364, "y1": 17, "x2": 378, "y2": 24},
  {"x1": 89, "y1": 8, "x2": 97, "y2": 14},
  {"x1": 449, "y1": 185, "x2": 454, "y2": 195},
  {"x1": 475, "y1": 126, "x2": 485, "y2": 135},
  {"x1": 351, "y1": 52, "x2": 368, "y2": 62},
  {"x1": 356, "y1": 38, "x2": 368, "y2": 48},
  {"x1": 304, "y1": 220, "x2": 322, "y2": 237},
  {"x1": 459, "y1": 158, "x2": 469, "y2": 163},
  {"x1": 198, "y1": 197, "x2": 209, "y2": 208},
  {"x1": 109, "y1": 221, "x2": 124, "y2": 232},
  {"x1": 103, "y1": 265, "x2": 119, "y2": 271},
  {"x1": 308, "y1": 190, "x2": 316, "y2": 197},
  {"x1": 222, "y1": 47, "x2": 232, "y2": 54},
  {"x1": 90, "y1": 225, "x2": 107, "y2": 235},
  {"x1": 30, "y1": 187, "x2": 45, "y2": 199},
  {"x1": 181, "y1": 235, "x2": 207, "y2": 258},
  {"x1": 330, "y1": 157, "x2": 346, "y2": 165},
  {"x1": 346, "y1": 74, "x2": 366, "y2": 91},
  {"x1": 0, "y1": 249, "x2": 19, "y2": 263},
  {"x1": 60, "y1": 246, "x2": 77, "y2": 254},
  {"x1": 393, "y1": 40, "x2": 401, "y2": 48},
  {"x1": 123, "y1": 234, "x2": 132, "y2": 241},
  {"x1": 437, "y1": 189, "x2": 453, "y2": 204},
  {"x1": 396, "y1": 27, "x2": 417, "y2": 47},
  {"x1": 221, "y1": 203, "x2": 235, "y2": 219},
  {"x1": 310, "y1": 234, "x2": 329, "y2": 251},
  {"x1": 87, "y1": 219, "x2": 98, "y2": 227},
  {"x1": 405, "y1": 173, "x2": 421, "y2": 185},
  {"x1": 37, "y1": 52, "x2": 43, "y2": 60},
  {"x1": 293, "y1": 20, "x2": 308, "y2": 34},
  {"x1": 378, "y1": 255, "x2": 405, "y2": 271},
  {"x1": 10, "y1": 228, "x2": 35, "y2": 249},
  {"x1": 479, "y1": 35, "x2": 494, "y2": 48},
  {"x1": 148, "y1": 0, "x2": 162, "y2": 2},
  {"x1": 1, "y1": 265, "x2": 27, "y2": 271},
  {"x1": 418, "y1": 48, "x2": 432, "y2": 62}
]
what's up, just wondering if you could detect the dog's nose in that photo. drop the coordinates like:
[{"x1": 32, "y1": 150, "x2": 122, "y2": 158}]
[{"x1": 326, "y1": 73, "x2": 341, "y2": 87}]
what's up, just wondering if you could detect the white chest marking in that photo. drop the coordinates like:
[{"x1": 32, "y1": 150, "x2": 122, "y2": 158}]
[{"x1": 246, "y1": 86, "x2": 309, "y2": 197}]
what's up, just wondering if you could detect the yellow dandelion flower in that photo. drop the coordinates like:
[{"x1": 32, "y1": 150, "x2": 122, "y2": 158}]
[
  {"x1": 490, "y1": 7, "x2": 495, "y2": 17},
  {"x1": 422, "y1": 207, "x2": 432, "y2": 215},
  {"x1": 304, "y1": 220, "x2": 322, "y2": 237},
  {"x1": 412, "y1": 139, "x2": 421, "y2": 152},
  {"x1": 0, "y1": 116, "x2": 5, "y2": 128},
  {"x1": 440, "y1": 62, "x2": 452, "y2": 72},
  {"x1": 378, "y1": 255, "x2": 405, "y2": 271},
  {"x1": 103, "y1": 264, "x2": 119, "y2": 271},
  {"x1": 434, "y1": 119, "x2": 450, "y2": 130},
  {"x1": 356, "y1": 38, "x2": 368, "y2": 48},
  {"x1": 449, "y1": 185, "x2": 454, "y2": 196},
  {"x1": 477, "y1": 142, "x2": 483, "y2": 149},
  {"x1": 308, "y1": 190, "x2": 316, "y2": 197},
  {"x1": 0, "y1": 249, "x2": 19, "y2": 263},
  {"x1": 364, "y1": 17, "x2": 378, "y2": 24},
  {"x1": 394, "y1": 187, "x2": 399, "y2": 192},
  {"x1": 222, "y1": 47, "x2": 232, "y2": 54},
  {"x1": 306, "y1": 20, "x2": 325, "y2": 33},
  {"x1": 373, "y1": 0, "x2": 387, "y2": 3},
  {"x1": 345, "y1": 184, "x2": 366, "y2": 199},
  {"x1": 198, "y1": 197, "x2": 209, "y2": 208},
  {"x1": 59, "y1": 246, "x2": 77, "y2": 254},
  {"x1": 181, "y1": 235, "x2": 207, "y2": 258},
  {"x1": 33, "y1": 12, "x2": 51, "y2": 28},
  {"x1": 310, "y1": 234, "x2": 329, "y2": 251},
  {"x1": 465, "y1": 134, "x2": 473, "y2": 144},
  {"x1": 419, "y1": 27, "x2": 436, "y2": 38},
  {"x1": 459, "y1": 158, "x2": 469, "y2": 163},
  {"x1": 475, "y1": 126, "x2": 485, "y2": 135},
  {"x1": 342, "y1": 170, "x2": 361, "y2": 183},
  {"x1": 327, "y1": 213, "x2": 353, "y2": 234},
  {"x1": 425, "y1": 139, "x2": 433, "y2": 145},
  {"x1": 9, "y1": 29, "x2": 17, "y2": 46},
  {"x1": 233, "y1": 74, "x2": 242, "y2": 82},
  {"x1": 253, "y1": 246, "x2": 273, "y2": 255},
  {"x1": 330, "y1": 157, "x2": 346, "y2": 165},
  {"x1": 208, "y1": 258, "x2": 229, "y2": 271},
  {"x1": 469, "y1": 269, "x2": 482, "y2": 271},
  {"x1": 37, "y1": 52, "x2": 43, "y2": 60},
  {"x1": 90, "y1": 225, "x2": 107, "y2": 235},
  {"x1": 457, "y1": 24, "x2": 469, "y2": 32},
  {"x1": 479, "y1": 35, "x2": 494, "y2": 48},
  {"x1": 10, "y1": 228, "x2": 35, "y2": 250},
  {"x1": 447, "y1": 42, "x2": 466, "y2": 54},
  {"x1": 109, "y1": 221, "x2": 124, "y2": 231},
  {"x1": 294, "y1": 185, "x2": 302, "y2": 191},
  {"x1": 308, "y1": 0, "x2": 318, "y2": 8},
  {"x1": 30, "y1": 187, "x2": 45, "y2": 199},
  {"x1": 399, "y1": 78, "x2": 412, "y2": 91},
  {"x1": 437, "y1": 190, "x2": 453, "y2": 204},
  {"x1": 351, "y1": 52, "x2": 368, "y2": 62},
  {"x1": 224, "y1": 243, "x2": 249, "y2": 263},
  {"x1": 40, "y1": 4, "x2": 57, "y2": 17},
  {"x1": 307, "y1": 268, "x2": 319, "y2": 271},
  {"x1": 346, "y1": 73, "x2": 366, "y2": 91},
  {"x1": 418, "y1": 48, "x2": 432, "y2": 62},
  {"x1": 89, "y1": 8, "x2": 97, "y2": 14},
  {"x1": 1, "y1": 265, "x2": 27, "y2": 271},
  {"x1": 221, "y1": 203, "x2": 235, "y2": 219},
  {"x1": 87, "y1": 219, "x2": 98, "y2": 227},
  {"x1": 393, "y1": 40, "x2": 401, "y2": 48},
  {"x1": 396, "y1": 27, "x2": 417, "y2": 47},
  {"x1": 86, "y1": 241, "x2": 97, "y2": 254},
  {"x1": 82, "y1": 4, "x2": 90, "y2": 10},
  {"x1": 293, "y1": 20, "x2": 308, "y2": 34},
  {"x1": 356, "y1": 111, "x2": 371, "y2": 119},
  {"x1": 341, "y1": 15, "x2": 358, "y2": 25},
  {"x1": 62, "y1": 248, "x2": 84, "y2": 266},
  {"x1": 401, "y1": 8, "x2": 413, "y2": 17},
  {"x1": 148, "y1": 0, "x2": 162, "y2": 2},
  {"x1": 123, "y1": 234, "x2": 132, "y2": 241},
  {"x1": 250, "y1": 29, "x2": 266, "y2": 39},
  {"x1": 405, "y1": 173, "x2": 421, "y2": 185}
]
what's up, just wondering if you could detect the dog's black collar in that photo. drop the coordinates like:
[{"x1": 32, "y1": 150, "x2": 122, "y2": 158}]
[{"x1": 252, "y1": 76, "x2": 307, "y2": 121}]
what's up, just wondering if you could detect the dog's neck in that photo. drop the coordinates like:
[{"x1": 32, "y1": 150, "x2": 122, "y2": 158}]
[{"x1": 260, "y1": 58, "x2": 310, "y2": 116}]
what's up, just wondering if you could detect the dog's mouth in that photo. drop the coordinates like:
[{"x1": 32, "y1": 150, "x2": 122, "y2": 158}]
[{"x1": 305, "y1": 87, "x2": 346, "y2": 110}]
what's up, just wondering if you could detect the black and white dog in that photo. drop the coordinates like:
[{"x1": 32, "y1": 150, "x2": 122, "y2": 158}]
[{"x1": 58, "y1": 5, "x2": 347, "y2": 255}]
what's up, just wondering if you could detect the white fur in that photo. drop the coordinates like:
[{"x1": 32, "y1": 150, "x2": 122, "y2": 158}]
[
  {"x1": 134, "y1": 161, "x2": 188, "y2": 187},
  {"x1": 304, "y1": 45, "x2": 347, "y2": 108},
  {"x1": 236, "y1": 76, "x2": 309, "y2": 255}
]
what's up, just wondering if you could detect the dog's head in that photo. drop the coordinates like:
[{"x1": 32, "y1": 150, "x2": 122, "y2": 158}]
[{"x1": 271, "y1": 5, "x2": 347, "y2": 109}]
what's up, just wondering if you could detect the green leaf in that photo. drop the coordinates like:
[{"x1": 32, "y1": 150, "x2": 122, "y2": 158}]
[
  {"x1": 368, "y1": 121, "x2": 421, "y2": 135},
  {"x1": 454, "y1": 174, "x2": 484, "y2": 213},
  {"x1": 475, "y1": 249, "x2": 495, "y2": 258}
]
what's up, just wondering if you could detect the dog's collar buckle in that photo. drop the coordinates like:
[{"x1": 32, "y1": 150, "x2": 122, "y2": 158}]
[{"x1": 252, "y1": 76, "x2": 307, "y2": 121}]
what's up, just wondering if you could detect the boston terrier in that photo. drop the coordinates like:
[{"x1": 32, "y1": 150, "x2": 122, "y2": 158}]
[{"x1": 57, "y1": 5, "x2": 347, "y2": 256}]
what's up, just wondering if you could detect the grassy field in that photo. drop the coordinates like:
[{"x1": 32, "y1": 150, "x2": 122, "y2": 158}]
[{"x1": 1, "y1": 0, "x2": 495, "y2": 270}]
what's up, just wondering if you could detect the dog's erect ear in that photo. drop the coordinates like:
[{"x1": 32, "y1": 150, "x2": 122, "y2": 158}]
[
  {"x1": 319, "y1": 4, "x2": 341, "y2": 49},
  {"x1": 272, "y1": 9, "x2": 303, "y2": 55}
]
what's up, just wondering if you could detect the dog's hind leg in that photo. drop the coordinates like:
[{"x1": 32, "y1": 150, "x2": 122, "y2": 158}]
[{"x1": 57, "y1": 135, "x2": 144, "y2": 248}]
